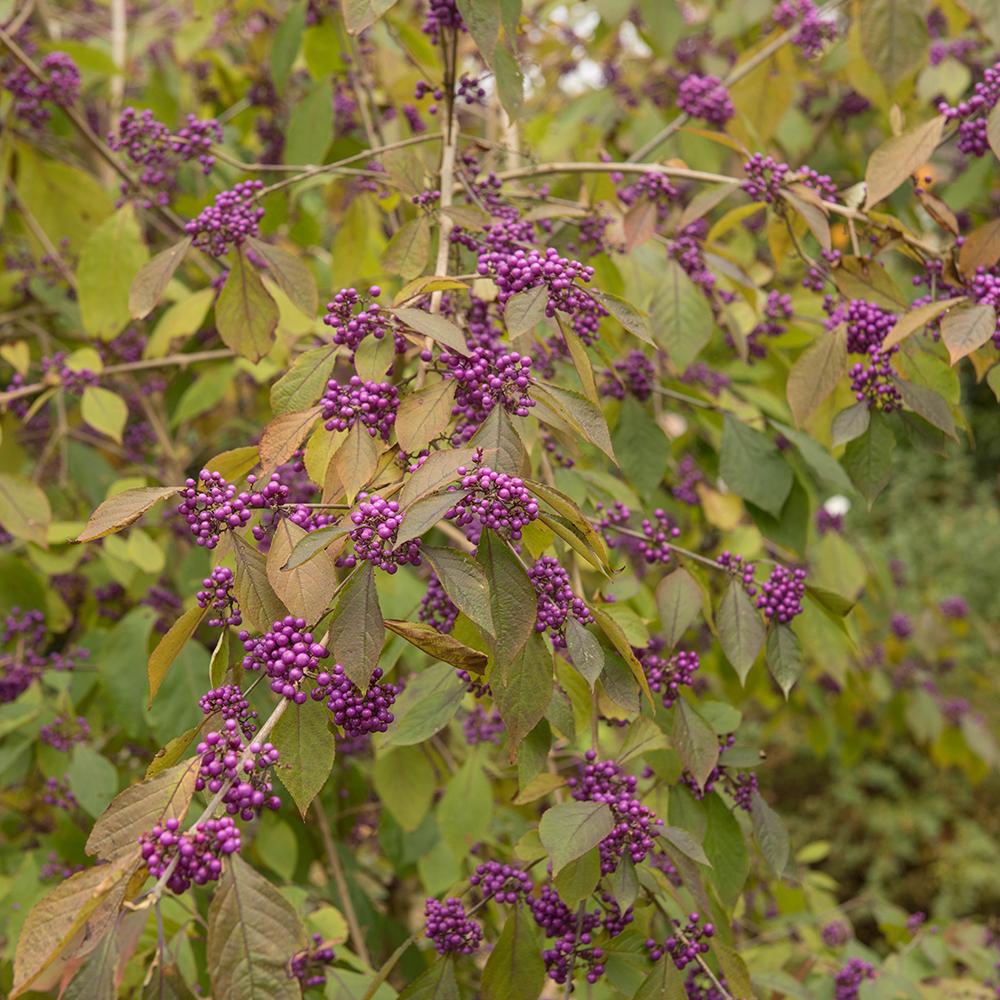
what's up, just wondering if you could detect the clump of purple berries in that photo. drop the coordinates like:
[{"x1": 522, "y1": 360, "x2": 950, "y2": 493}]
[
  {"x1": 289, "y1": 934, "x2": 336, "y2": 988},
  {"x1": 529, "y1": 555, "x2": 593, "y2": 648},
  {"x1": 139, "y1": 816, "x2": 241, "y2": 894},
  {"x1": 834, "y1": 958, "x2": 877, "y2": 1000},
  {"x1": 424, "y1": 897, "x2": 482, "y2": 954},
  {"x1": 772, "y1": 0, "x2": 839, "y2": 59},
  {"x1": 240, "y1": 616, "x2": 330, "y2": 703},
  {"x1": 199, "y1": 683, "x2": 258, "y2": 734},
  {"x1": 445, "y1": 463, "x2": 539, "y2": 540},
  {"x1": 3, "y1": 51, "x2": 79, "y2": 128},
  {"x1": 470, "y1": 860, "x2": 533, "y2": 903},
  {"x1": 185, "y1": 180, "x2": 264, "y2": 257},
  {"x1": 321, "y1": 376, "x2": 399, "y2": 441},
  {"x1": 756, "y1": 565, "x2": 807, "y2": 623},
  {"x1": 39, "y1": 715, "x2": 90, "y2": 751},
  {"x1": 314, "y1": 664, "x2": 399, "y2": 737},
  {"x1": 197, "y1": 566, "x2": 242, "y2": 627},
  {"x1": 645, "y1": 912, "x2": 715, "y2": 969},
  {"x1": 323, "y1": 286, "x2": 400, "y2": 355},
  {"x1": 677, "y1": 73, "x2": 734, "y2": 125},
  {"x1": 640, "y1": 640, "x2": 700, "y2": 708},
  {"x1": 339, "y1": 494, "x2": 421, "y2": 572}
]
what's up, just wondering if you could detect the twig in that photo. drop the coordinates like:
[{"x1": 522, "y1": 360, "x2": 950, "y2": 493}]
[
  {"x1": 109, "y1": 0, "x2": 126, "y2": 119},
  {"x1": 313, "y1": 803, "x2": 372, "y2": 968}
]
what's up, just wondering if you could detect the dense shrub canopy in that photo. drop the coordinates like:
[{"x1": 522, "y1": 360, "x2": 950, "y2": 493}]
[{"x1": 0, "y1": 0, "x2": 999, "y2": 997}]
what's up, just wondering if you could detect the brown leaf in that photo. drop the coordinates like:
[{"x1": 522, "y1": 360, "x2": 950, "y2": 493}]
[
  {"x1": 384, "y1": 619, "x2": 488, "y2": 673},
  {"x1": 244, "y1": 237, "x2": 318, "y2": 317},
  {"x1": 128, "y1": 237, "x2": 192, "y2": 319},
  {"x1": 258, "y1": 406, "x2": 322, "y2": 478},
  {"x1": 941, "y1": 304, "x2": 998, "y2": 365},
  {"x1": 864, "y1": 116, "x2": 945, "y2": 209},
  {"x1": 332, "y1": 421, "x2": 380, "y2": 503},
  {"x1": 882, "y1": 296, "x2": 966, "y2": 350},
  {"x1": 623, "y1": 198, "x2": 658, "y2": 251},
  {"x1": 787, "y1": 325, "x2": 847, "y2": 426},
  {"x1": 215, "y1": 247, "x2": 279, "y2": 362},
  {"x1": 395, "y1": 379, "x2": 457, "y2": 454},
  {"x1": 958, "y1": 218, "x2": 1000, "y2": 278},
  {"x1": 77, "y1": 486, "x2": 181, "y2": 543},
  {"x1": 266, "y1": 518, "x2": 337, "y2": 622}
]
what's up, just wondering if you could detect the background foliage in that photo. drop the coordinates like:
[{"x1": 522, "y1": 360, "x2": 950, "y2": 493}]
[{"x1": 0, "y1": 0, "x2": 999, "y2": 997}]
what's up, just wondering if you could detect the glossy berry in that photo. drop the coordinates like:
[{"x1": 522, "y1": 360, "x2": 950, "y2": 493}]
[
  {"x1": 288, "y1": 933, "x2": 336, "y2": 989},
  {"x1": 529, "y1": 555, "x2": 593, "y2": 648},
  {"x1": 445, "y1": 464, "x2": 539, "y2": 540},
  {"x1": 185, "y1": 180, "x2": 264, "y2": 256},
  {"x1": 339, "y1": 494, "x2": 421, "y2": 572},
  {"x1": 470, "y1": 860, "x2": 533, "y2": 903},
  {"x1": 240, "y1": 616, "x2": 330, "y2": 703},
  {"x1": 314, "y1": 664, "x2": 399, "y2": 737},
  {"x1": 197, "y1": 566, "x2": 242, "y2": 627},
  {"x1": 321, "y1": 376, "x2": 399, "y2": 440},
  {"x1": 424, "y1": 897, "x2": 482, "y2": 954},
  {"x1": 756, "y1": 565, "x2": 807, "y2": 623}
]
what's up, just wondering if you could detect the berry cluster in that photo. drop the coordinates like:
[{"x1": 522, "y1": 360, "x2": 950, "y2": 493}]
[
  {"x1": 600, "y1": 350, "x2": 656, "y2": 401},
  {"x1": 617, "y1": 172, "x2": 679, "y2": 223},
  {"x1": 445, "y1": 464, "x2": 539, "y2": 540},
  {"x1": 816, "y1": 507, "x2": 844, "y2": 535},
  {"x1": 673, "y1": 454, "x2": 704, "y2": 505},
  {"x1": 339, "y1": 494, "x2": 421, "y2": 572},
  {"x1": 676, "y1": 73, "x2": 734, "y2": 124},
  {"x1": 424, "y1": 897, "x2": 482, "y2": 954},
  {"x1": 567, "y1": 752, "x2": 662, "y2": 874},
  {"x1": 822, "y1": 921, "x2": 852, "y2": 947},
  {"x1": 834, "y1": 958, "x2": 877, "y2": 1000},
  {"x1": 109, "y1": 108, "x2": 221, "y2": 207},
  {"x1": 644, "y1": 912, "x2": 715, "y2": 969},
  {"x1": 194, "y1": 719, "x2": 281, "y2": 820},
  {"x1": 422, "y1": 0, "x2": 465, "y2": 42},
  {"x1": 322, "y1": 286, "x2": 404, "y2": 355},
  {"x1": 463, "y1": 704, "x2": 505, "y2": 745},
  {"x1": 476, "y1": 246, "x2": 606, "y2": 343},
  {"x1": 772, "y1": 0, "x2": 839, "y2": 59},
  {"x1": 747, "y1": 291, "x2": 794, "y2": 358},
  {"x1": 185, "y1": 180, "x2": 265, "y2": 257},
  {"x1": 529, "y1": 556, "x2": 593, "y2": 648},
  {"x1": 196, "y1": 566, "x2": 242, "y2": 627},
  {"x1": 41, "y1": 353, "x2": 99, "y2": 394},
  {"x1": 756, "y1": 565, "x2": 807, "y2": 623},
  {"x1": 529, "y1": 885, "x2": 604, "y2": 984},
  {"x1": 39, "y1": 714, "x2": 90, "y2": 751},
  {"x1": 638, "y1": 509, "x2": 682, "y2": 564},
  {"x1": 442, "y1": 345, "x2": 535, "y2": 442},
  {"x1": 741, "y1": 153, "x2": 838, "y2": 204},
  {"x1": 199, "y1": 683, "x2": 258, "y2": 735},
  {"x1": 640, "y1": 640, "x2": 700, "y2": 708},
  {"x1": 288, "y1": 934, "x2": 336, "y2": 989},
  {"x1": 177, "y1": 471, "x2": 251, "y2": 548},
  {"x1": 470, "y1": 860, "x2": 533, "y2": 903},
  {"x1": 1, "y1": 608, "x2": 87, "y2": 704},
  {"x1": 418, "y1": 575, "x2": 459, "y2": 633},
  {"x1": 939, "y1": 595, "x2": 969, "y2": 619},
  {"x1": 718, "y1": 551, "x2": 758, "y2": 595},
  {"x1": 3, "y1": 51, "x2": 79, "y2": 128},
  {"x1": 42, "y1": 777, "x2": 77, "y2": 810},
  {"x1": 314, "y1": 664, "x2": 399, "y2": 737},
  {"x1": 139, "y1": 817, "x2": 241, "y2": 894},
  {"x1": 240, "y1": 616, "x2": 330, "y2": 702},
  {"x1": 938, "y1": 59, "x2": 1000, "y2": 157},
  {"x1": 321, "y1": 376, "x2": 399, "y2": 440}
]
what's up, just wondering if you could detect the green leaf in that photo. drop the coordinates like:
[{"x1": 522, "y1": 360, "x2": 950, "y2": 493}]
[
  {"x1": 539, "y1": 799, "x2": 614, "y2": 874},
  {"x1": 564, "y1": 617, "x2": 605, "y2": 688},
  {"x1": 493, "y1": 631, "x2": 553, "y2": 754},
  {"x1": 504, "y1": 284, "x2": 549, "y2": 338},
  {"x1": 456, "y1": 0, "x2": 500, "y2": 62},
  {"x1": 469, "y1": 406, "x2": 530, "y2": 476},
  {"x1": 373, "y1": 746, "x2": 436, "y2": 831},
  {"x1": 271, "y1": 695, "x2": 335, "y2": 816},
  {"x1": 393, "y1": 307, "x2": 470, "y2": 356},
  {"x1": 76, "y1": 205, "x2": 149, "y2": 340},
  {"x1": 400, "y1": 447, "x2": 479, "y2": 507},
  {"x1": 81, "y1": 386, "x2": 128, "y2": 444},
  {"x1": 492, "y1": 44, "x2": 524, "y2": 119},
  {"x1": 396, "y1": 379, "x2": 458, "y2": 454},
  {"x1": 207, "y1": 855, "x2": 305, "y2": 1000},
  {"x1": 766, "y1": 624, "x2": 803, "y2": 698},
  {"x1": 284, "y1": 78, "x2": 334, "y2": 166},
  {"x1": 148, "y1": 604, "x2": 206, "y2": 707},
  {"x1": 170, "y1": 362, "x2": 238, "y2": 428},
  {"x1": 633, "y1": 958, "x2": 687, "y2": 1000},
  {"x1": 271, "y1": 1, "x2": 306, "y2": 92},
  {"x1": 591, "y1": 606, "x2": 655, "y2": 709},
  {"x1": 423, "y1": 545, "x2": 495, "y2": 635},
  {"x1": 62, "y1": 931, "x2": 117, "y2": 1000},
  {"x1": 482, "y1": 905, "x2": 546, "y2": 1000},
  {"x1": 245, "y1": 237, "x2": 318, "y2": 318},
  {"x1": 216, "y1": 247, "x2": 279, "y2": 362},
  {"x1": 385, "y1": 618, "x2": 487, "y2": 674},
  {"x1": 894, "y1": 378, "x2": 958, "y2": 440},
  {"x1": 398, "y1": 494, "x2": 472, "y2": 548},
  {"x1": 703, "y1": 793, "x2": 749, "y2": 910},
  {"x1": 210, "y1": 627, "x2": 231, "y2": 688},
  {"x1": 382, "y1": 217, "x2": 432, "y2": 280},
  {"x1": 534, "y1": 382, "x2": 617, "y2": 462},
  {"x1": 282, "y1": 522, "x2": 351, "y2": 571},
  {"x1": 233, "y1": 533, "x2": 289, "y2": 633},
  {"x1": 398, "y1": 957, "x2": 460, "y2": 1000},
  {"x1": 613, "y1": 396, "x2": 670, "y2": 498},
  {"x1": 717, "y1": 579, "x2": 765, "y2": 684},
  {"x1": 343, "y1": 0, "x2": 400, "y2": 34},
  {"x1": 750, "y1": 793, "x2": 790, "y2": 877},
  {"x1": 656, "y1": 569, "x2": 702, "y2": 651},
  {"x1": 438, "y1": 753, "x2": 492, "y2": 854},
  {"x1": 526, "y1": 480, "x2": 612, "y2": 573},
  {"x1": 606, "y1": 855, "x2": 639, "y2": 911},
  {"x1": 267, "y1": 518, "x2": 337, "y2": 622},
  {"x1": 66, "y1": 745, "x2": 118, "y2": 818},
  {"x1": 325, "y1": 562, "x2": 384, "y2": 688},
  {"x1": 672, "y1": 699, "x2": 719, "y2": 790},
  {"x1": 270, "y1": 344, "x2": 339, "y2": 414},
  {"x1": 650, "y1": 260, "x2": 714, "y2": 370},
  {"x1": 719, "y1": 415, "x2": 792, "y2": 517},
  {"x1": 660, "y1": 825, "x2": 711, "y2": 867},
  {"x1": 146, "y1": 286, "x2": 214, "y2": 357},
  {"x1": 831, "y1": 402, "x2": 871, "y2": 447},
  {"x1": 786, "y1": 326, "x2": 848, "y2": 427},
  {"x1": 355, "y1": 328, "x2": 398, "y2": 382},
  {"x1": 333, "y1": 421, "x2": 379, "y2": 503},
  {"x1": 860, "y1": 0, "x2": 929, "y2": 93},
  {"x1": 381, "y1": 661, "x2": 467, "y2": 746},
  {"x1": 478, "y1": 531, "x2": 537, "y2": 677},
  {"x1": 842, "y1": 412, "x2": 895, "y2": 507},
  {"x1": 0, "y1": 473, "x2": 52, "y2": 547},
  {"x1": 554, "y1": 847, "x2": 601, "y2": 906},
  {"x1": 129, "y1": 237, "x2": 192, "y2": 319}
]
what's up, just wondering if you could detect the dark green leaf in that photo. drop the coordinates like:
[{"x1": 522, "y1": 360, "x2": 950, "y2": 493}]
[
  {"x1": 719, "y1": 415, "x2": 792, "y2": 517},
  {"x1": 270, "y1": 344, "x2": 339, "y2": 415},
  {"x1": 216, "y1": 247, "x2": 279, "y2": 362},
  {"x1": 398, "y1": 957, "x2": 460, "y2": 1000},
  {"x1": 842, "y1": 412, "x2": 895, "y2": 507},
  {"x1": 564, "y1": 617, "x2": 604, "y2": 688},
  {"x1": 270, "y1": 695, "x2": 335, "y2": 816},
  {"x1": 325, "y1": 563, "x2": 384, "y2": 688},
  {"x1": 493, "y1": 631, "x2": 553, "y2": 754},
  {"x1": 129, "y1": 237, "x2": 192, "y2": 319},
  {"x1": 703, "y1": 792, "x2": 749, "y2": 910},
  {"x1": 672, "y1": 699, "x2": 719, "y2": 790},
  {"x1": 750, "y1": 793, "x2": 790, "y2": 877},
  {"x1": 381, "y1": 662, "x2": 467, "y2": 746},
  {"x1": 478, "y1": 531, "x2": 537, "y2": 678},
  {"x1": 539, "y1": 799, "x2": 614, "y2": 873},
  {"x1": 423, "y1": 545, "x2": 495, "y2": 634},
  {"x1": 716, "y1": 579, "x2": 765, "y2": 684},
  {"x1": 246, "y1": 237, "x2": 318, "y2": 317},
  {"x1": 233, "y1": 534, "x2": 288, "y2": 633},
  {"x1": 650, "y1": 260, "x2": 714, "y2": 370},
  {"x1": 554, "y1": 848, "x2": 601, "y2": 906},
  {"x1": 766, "y1": 624, "x2": 803, "y2": 699},
  {"x1": 482, "y1": 905, "x2": 545, "y2": 1000},
  {"x1": 656, "y1": 569, "x2": 702, "y2": 650}
]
